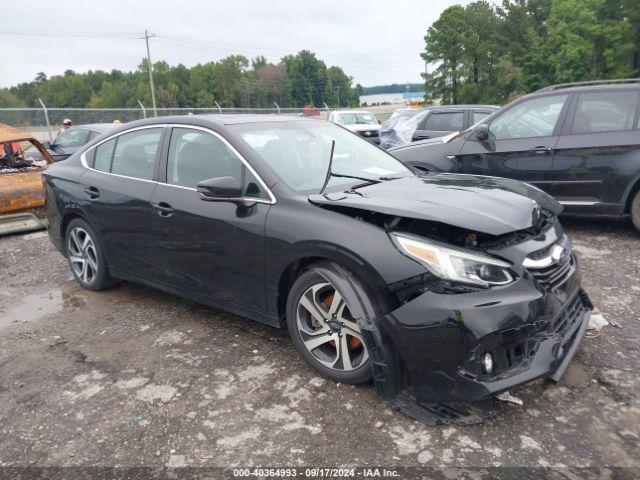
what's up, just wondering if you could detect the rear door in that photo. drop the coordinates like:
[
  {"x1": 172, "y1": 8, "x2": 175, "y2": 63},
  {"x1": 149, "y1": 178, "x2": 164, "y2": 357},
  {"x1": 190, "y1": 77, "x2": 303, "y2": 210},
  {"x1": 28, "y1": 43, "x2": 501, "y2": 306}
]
[
  {"x1": 456, "y1": 94, "x2": 570, "y2": 193},
  {"x1": 412, "y1": 110, "x2": 465, "y2": 141},
  {"x1": 80, "y1": 126, "x2": 164, "y2": 276},
  {"x1": 552, "y1": 88, "x2": 640, "y2": 212}
]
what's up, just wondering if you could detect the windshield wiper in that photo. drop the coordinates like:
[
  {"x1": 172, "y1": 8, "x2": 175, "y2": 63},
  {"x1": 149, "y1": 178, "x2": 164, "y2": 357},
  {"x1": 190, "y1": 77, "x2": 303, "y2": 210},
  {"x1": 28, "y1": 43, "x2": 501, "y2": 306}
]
[
  {"x1": 318, "y1": 140, "x2": 336, "y2": 195},
  {"x1": 318, "y1": 141, "x2": 387, "y2": 195}
]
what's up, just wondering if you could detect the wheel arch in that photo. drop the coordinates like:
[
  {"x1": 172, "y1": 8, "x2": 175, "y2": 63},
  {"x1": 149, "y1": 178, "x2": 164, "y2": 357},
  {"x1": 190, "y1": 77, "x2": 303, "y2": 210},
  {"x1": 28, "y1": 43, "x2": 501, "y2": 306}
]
[
  {"x1": 274, "y1": 245, "x2": 388, "y2": 324},
  {"x1": 623, "y1": 176, "x2": 640, "y2": 214}
]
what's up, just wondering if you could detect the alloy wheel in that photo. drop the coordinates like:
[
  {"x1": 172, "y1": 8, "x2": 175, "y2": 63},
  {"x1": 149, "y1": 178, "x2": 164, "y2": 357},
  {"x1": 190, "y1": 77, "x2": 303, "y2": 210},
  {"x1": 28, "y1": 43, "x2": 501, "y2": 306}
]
[
  {"x1": 67, "y1": 227, "x2": 99, "y2": 285},
  {"x1": 296, "y1": 282, "x2": 369, "y2": 372}
]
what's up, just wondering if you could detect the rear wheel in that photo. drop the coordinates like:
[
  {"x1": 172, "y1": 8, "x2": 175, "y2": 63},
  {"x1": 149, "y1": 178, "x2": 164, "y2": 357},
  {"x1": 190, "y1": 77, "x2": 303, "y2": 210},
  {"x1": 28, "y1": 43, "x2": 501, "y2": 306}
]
[
  {"x1": 632, "y1": 191, "x2": 640, "y2": 232},
  {"x1": 286, "y1": 266, "x2": 373, "y2": 384},
  {"x1": 65, "y1": 218, "x2": 116, "y2": 291}
]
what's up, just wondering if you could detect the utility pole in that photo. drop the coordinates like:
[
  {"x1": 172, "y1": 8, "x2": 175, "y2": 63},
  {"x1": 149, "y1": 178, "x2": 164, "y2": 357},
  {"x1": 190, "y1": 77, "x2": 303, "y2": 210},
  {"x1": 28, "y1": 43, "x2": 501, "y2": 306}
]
[{"x1": 142, "y1": 29, "x2": 157, "y2": 117}]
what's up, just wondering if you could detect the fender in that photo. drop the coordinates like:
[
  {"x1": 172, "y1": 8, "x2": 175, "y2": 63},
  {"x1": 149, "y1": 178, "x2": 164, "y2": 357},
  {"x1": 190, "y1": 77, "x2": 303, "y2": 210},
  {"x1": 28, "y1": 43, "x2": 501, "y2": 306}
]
[{"x1": 266, "y1": 239, "x2": 391, "y2": 319}]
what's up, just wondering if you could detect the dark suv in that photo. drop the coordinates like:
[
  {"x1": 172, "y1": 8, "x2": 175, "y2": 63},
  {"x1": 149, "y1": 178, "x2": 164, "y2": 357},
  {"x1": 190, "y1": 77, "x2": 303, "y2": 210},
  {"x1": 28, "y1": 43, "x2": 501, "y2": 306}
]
[{"x1": 390, "y1": 79, "x2": 640, "y2": 230}]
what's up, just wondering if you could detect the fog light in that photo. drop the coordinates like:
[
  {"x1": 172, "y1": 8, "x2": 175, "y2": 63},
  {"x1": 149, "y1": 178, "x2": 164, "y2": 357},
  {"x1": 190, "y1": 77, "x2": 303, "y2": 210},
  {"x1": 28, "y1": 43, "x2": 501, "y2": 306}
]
[{"x1": 481, "y1": 352, "x2": 494, "y2": 374}]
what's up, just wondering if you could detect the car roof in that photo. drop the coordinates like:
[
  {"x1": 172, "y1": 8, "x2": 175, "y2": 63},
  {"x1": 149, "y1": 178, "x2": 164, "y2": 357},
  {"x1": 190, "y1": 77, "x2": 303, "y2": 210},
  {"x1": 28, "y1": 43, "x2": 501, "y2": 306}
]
[
  {"x1": 427, "y1": 104, "x2": 499, "y2": 110},
  {"x1": 532, "y1": 83, "x2": 640, "y2": 96},
  {"x1": 103, "y1": 114, "x2": 317, "y2": 132},
  {"x1": 71, "y1": 123, "x2": 118, "y2": 132},
  {"x1": 197, "y1": 114, "x2": 314, "y2": 125},
  {"x1": 332, "y1": 110, "x2": 373, "y2": 115}
]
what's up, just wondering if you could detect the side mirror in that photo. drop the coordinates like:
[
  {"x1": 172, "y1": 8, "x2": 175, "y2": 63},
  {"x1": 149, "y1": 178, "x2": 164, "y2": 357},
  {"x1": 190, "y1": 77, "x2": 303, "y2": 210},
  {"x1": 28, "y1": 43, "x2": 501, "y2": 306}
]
[
  {"x1": 42, "y1": 141, "x2": 52, "y2": 149},
  {"x1": 475, "y1": 123, "x2": 490, "y2": 142},
  {"x1": 197, "y1": 176, "x2": 242, "y2": 202}
]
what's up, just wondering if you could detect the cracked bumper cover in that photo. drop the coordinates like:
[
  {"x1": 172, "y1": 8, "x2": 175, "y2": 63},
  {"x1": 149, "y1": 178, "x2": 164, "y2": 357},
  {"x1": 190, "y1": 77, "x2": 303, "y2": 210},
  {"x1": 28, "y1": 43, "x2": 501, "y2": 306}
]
[{"x1": 370, "y1": 268, "x2": 591, "y2": 404}]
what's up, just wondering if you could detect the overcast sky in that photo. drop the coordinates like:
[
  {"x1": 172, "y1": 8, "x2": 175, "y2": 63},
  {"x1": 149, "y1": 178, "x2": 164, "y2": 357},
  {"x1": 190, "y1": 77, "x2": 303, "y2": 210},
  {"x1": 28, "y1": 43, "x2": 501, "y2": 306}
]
[{"x1": 1, "y1": 0, "x2": 471, "y2": 89}]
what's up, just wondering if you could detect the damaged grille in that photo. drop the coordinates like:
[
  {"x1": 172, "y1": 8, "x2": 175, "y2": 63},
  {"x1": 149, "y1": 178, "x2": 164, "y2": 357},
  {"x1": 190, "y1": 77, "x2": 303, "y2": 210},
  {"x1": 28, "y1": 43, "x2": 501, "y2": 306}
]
[
  {"x1": 528, "y1": 252, "x2": 576, "y2": 291},
  {"x1": 357, "y1": 130, "x2": 379, "y2": 138},
  {"x1": 523, "y1": 237, "x2": 576, "y2": 292}
]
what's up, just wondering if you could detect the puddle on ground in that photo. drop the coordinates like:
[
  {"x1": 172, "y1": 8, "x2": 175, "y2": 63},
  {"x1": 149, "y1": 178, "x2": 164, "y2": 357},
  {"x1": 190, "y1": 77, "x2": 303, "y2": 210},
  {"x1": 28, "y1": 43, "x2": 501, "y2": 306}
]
[{"x1": 0, "y1": 288, "x2": 84, "y2": 329}]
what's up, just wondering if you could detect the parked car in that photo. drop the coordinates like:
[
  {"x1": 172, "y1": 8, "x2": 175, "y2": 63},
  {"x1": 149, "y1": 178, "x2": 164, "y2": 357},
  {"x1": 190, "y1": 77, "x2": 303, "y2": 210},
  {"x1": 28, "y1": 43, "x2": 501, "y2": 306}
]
[
  {"x1": 328, "y1": 110, "x2": 381, "y2": 144},
  {"x1": 44, "y1": 114, "x2": 592, "y2": 410},
  {"x1": 380, "y1": 105, "x2": 499, "y2": 150},
  {"x1": 25, "y1": 123, "x2": 115, "y2": 162},
  {"x1": 0, "y1": 124, "x2": 54, "y2": 235},
  {"x1": 390, "y1": 79, "x2": 640, "y2": 230}
]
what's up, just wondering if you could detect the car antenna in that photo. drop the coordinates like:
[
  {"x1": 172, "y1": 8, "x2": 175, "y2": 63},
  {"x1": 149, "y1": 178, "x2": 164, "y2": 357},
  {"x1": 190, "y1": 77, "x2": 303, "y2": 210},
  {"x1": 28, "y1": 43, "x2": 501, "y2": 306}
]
[{"x1": 318, "y1": 139, "x2": 336, "y2": 195}]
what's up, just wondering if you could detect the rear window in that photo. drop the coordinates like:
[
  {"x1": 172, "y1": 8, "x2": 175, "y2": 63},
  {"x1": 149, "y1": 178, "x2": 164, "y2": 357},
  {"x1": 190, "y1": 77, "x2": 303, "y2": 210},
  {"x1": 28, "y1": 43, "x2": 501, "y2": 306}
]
[
  {"x1": 571, "y1": 90, "x2": 639, "y2": 134},
  {"x1": 88, "y1": 128, "x2": 162, "y2": 181}
]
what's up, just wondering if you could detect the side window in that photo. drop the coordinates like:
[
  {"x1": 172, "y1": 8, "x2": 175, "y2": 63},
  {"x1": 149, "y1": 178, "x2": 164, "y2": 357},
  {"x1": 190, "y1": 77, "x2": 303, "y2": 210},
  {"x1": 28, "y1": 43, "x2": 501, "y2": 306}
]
[
  {"x1": 92, "y1": 138, "x2": 116, "y2": 172},
  {"x1": 571, "y1": 91, "x2": 639, "y2": 134},
  {"x1": 423, "y1": 112, "x2": 464, "y2": 131},
  {"x1": 110, "y1": 128, "x2": 162, "y2": 180},
  {"x1": 167, "y1": 127, "x2": 268, "y2": 200},
  {"x1": 490, "y1": 94, "x2": 568, "y2": 140},
  {"x1": 473, "y1": 111, "x2": 490, "y2": 125}
]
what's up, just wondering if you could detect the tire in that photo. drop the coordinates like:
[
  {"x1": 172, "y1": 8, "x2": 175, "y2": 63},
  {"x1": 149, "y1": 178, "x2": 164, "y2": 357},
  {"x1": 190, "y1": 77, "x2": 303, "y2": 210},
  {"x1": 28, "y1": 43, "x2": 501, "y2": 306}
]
[
  {"x1": 632, "y1": 191, "x2": 640, "y2": 232},
  {"x1": 286, "y1": 264, "x2": 374, "y2": 384},
  {"x1": 65, "y1": 218, "x2": 116, "y2": 291}
]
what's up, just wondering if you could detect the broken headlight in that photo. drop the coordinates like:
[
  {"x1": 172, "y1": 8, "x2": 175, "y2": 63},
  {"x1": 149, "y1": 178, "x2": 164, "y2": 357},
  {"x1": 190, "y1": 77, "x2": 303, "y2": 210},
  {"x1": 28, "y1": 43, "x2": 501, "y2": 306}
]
[{"x1": 391, "y1": 233, "x2": 515, "y2": 288}]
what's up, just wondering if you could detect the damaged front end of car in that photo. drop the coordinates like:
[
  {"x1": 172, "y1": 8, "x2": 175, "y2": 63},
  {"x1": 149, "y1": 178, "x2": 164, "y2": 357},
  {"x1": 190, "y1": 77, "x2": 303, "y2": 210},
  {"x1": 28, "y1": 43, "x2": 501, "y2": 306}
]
[{"x1": 309, "y1": 174, "x2": 593, "y2": 424}]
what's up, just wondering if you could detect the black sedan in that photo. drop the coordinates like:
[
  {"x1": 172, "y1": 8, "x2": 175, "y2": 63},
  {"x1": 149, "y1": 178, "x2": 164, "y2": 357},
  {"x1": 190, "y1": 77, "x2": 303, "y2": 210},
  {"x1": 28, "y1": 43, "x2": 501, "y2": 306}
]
[
  {"x1": 26, "y1": 123, "x2": 115, "y2": 162},
  {"x1": 43, "y1": 115, "x2": 592, "y2": 409}
]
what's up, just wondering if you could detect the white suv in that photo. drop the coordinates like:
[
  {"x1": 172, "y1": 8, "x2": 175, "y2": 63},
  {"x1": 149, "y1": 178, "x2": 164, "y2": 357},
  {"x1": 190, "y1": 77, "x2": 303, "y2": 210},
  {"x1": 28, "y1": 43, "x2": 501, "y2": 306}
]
[{"x1": 328, "y1": 110, "x2": 381, "y2": 144}]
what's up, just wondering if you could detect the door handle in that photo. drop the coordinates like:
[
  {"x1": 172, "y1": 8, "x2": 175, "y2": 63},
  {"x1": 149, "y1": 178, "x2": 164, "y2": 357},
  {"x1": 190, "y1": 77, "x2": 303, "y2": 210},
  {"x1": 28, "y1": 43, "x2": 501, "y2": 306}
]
[
  {"x1": 530, "y1": 146, "x2": 552, "y2": 154},
  {"x1": 152, "y1": 202, "x2": 174, "y2": 218},
  {"x1": 83, "y1": 186, "x2": 100, "y2": 200}
]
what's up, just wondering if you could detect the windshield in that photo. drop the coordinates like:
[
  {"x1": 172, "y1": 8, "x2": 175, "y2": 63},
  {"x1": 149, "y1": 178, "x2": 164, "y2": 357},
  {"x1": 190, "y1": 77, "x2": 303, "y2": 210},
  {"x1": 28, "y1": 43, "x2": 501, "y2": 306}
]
[
  {"x1": 54, "y1": 128, "x2": 91, "y2": 148},
  {"x1": 335, "y1": 113, "x2": 378, "y2": 125},
  {"x1": 232, "y1": 120, "x2": 412, "y2": 192}
]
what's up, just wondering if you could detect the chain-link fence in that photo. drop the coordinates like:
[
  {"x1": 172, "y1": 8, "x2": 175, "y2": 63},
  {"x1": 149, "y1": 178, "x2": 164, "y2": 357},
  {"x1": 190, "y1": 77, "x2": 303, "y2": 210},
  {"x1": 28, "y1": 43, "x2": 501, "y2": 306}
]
[{"x1": 0, "y1": 104, "x2": 396, "y2": 141}]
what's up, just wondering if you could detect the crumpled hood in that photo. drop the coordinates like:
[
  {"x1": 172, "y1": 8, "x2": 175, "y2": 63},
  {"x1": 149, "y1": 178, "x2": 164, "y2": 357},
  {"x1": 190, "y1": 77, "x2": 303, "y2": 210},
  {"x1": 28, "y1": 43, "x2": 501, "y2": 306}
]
[{"x1": 308, "y1": 174, "x2": 562, "y2": 236}]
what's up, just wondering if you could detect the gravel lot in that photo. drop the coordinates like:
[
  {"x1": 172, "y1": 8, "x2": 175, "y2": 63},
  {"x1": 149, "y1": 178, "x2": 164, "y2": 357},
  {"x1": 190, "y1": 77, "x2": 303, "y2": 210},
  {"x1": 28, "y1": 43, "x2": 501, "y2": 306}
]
[{"x1": 0, "y1": 217, "x2": 638, "y2": 475}]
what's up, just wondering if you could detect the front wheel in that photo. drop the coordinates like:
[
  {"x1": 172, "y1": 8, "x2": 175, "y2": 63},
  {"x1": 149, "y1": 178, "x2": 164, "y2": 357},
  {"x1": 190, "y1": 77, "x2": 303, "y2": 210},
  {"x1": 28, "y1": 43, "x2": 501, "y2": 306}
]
[
  {"x1": 631, "y1": 191, "x2": 640, "y2": 232},
  {"x1": 65, "y1": 218, "x2": 116, "y2": 291},
  {"x1": 286, "y1": 265, "x2": 373, "y2": 384}
]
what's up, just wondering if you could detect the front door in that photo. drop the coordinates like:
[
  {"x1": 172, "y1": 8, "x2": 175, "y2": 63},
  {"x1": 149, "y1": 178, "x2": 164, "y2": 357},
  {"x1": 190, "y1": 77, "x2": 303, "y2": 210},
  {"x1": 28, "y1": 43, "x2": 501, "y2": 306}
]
[
  {"x1": 456, "y1": 93, "x2": 570, "y2": 194},
  {"x1": 149, "y1": 126, "x2": 272, "y2": 313},
  {"x1": 552, "y1": 89, "x2": 640, "y2": 212}
]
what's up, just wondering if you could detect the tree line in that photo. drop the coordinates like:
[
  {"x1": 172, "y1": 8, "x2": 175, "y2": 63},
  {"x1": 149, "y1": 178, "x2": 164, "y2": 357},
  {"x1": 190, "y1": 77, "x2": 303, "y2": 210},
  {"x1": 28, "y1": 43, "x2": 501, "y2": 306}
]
[
  {"x1": 423, "y1": 0, "x2": 640, "y2": 105},
  {"x1": 1, "y1": 50, "x2": 364, "y2": 109}
]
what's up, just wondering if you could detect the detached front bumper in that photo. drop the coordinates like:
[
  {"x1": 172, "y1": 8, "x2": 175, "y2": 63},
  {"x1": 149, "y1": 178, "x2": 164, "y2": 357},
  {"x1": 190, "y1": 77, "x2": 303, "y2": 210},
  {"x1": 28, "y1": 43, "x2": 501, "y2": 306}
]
[{"x1": 377, "y1": 270, "x2": 591, "y2": 404}]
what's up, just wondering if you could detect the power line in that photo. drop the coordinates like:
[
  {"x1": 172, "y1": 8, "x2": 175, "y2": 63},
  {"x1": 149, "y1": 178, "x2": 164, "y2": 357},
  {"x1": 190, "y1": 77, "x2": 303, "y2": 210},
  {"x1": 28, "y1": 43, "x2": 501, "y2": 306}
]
[
  {"x1": 0, "y1": 29, "x2": 420, "y2": 61},
  {"x1": 0, "y1": 30, "x2": 140, "y2": 39}
]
